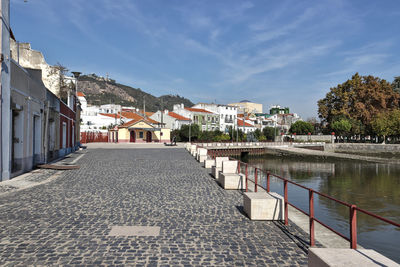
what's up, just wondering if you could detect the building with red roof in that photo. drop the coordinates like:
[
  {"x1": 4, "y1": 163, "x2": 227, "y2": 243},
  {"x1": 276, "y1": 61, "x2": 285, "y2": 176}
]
[
  {"x1": 172, "y1": 103, "x2": 219, "y2": 131},
  {"x1": 237, "y1": 118, "x2": 256, "y2": 133},
  {"x1": 150, "y1": 110, "x2": 191, "y2": 130}
]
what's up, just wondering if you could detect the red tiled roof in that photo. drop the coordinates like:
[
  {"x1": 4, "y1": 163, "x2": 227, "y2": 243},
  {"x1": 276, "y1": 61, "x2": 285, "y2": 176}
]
[
  {"x1": 120, "y1": 119, "x2": 136, "y2": 127},
  {"x1": 121, "y1": 112, "x2": 144, "y2": 120},
  {"x1": 237, "y1": 119, "x2": 254, "y2": 127},
  {"x1": 99, "y1": 113, "x2": 123, "y2": 119},
  {"x1": 120, "y1": 111, "x2": 159, "y2": 125},
  {"x1": 120, "y1": 118, "x2": 159, "y2": 128},
  {"x1": 77, "y1": 92, "x2": 85, "y2": 97},
  {"x1": 184, "y1": 107, "x2": 213, "y2": 114},
  {"x1": 138, "y1": 110, "x2": 155, "y2": 117},
  {"x1": 168, "y1": 112, "x2": 190, "y2": 121}
]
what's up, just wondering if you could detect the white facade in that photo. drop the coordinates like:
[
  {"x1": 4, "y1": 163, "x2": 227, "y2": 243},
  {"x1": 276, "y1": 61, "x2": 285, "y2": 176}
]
[
  {"x1": 81, "y1": 114, "x2": 119, "y2": 132},
  {"x1": 150, "y1": 110, "x2": 190, "y2": 130},
  {"x1": 172, "y1": 104, "x2": 193, "y2": 120},
  {"x1": 78, "y1": 94, "x2": 122, "y2": 132},
  {"x1": 238, "y1": 119, "x2": 256, "y2": 133},
  {"x1": 192, "y1": 103, "x2": 237, "y2": 133}
]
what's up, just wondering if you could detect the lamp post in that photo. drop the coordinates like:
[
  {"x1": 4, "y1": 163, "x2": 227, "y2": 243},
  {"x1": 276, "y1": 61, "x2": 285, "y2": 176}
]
[
  {"x1": 71, "y1": 72, "x2": 81, "y2": 147},
  {"x1": 189, "y1": 121, "x2": 192, "y2": 143},
  {"x1": 71, "y1": 72, "x2": 81, "y2": 91}
]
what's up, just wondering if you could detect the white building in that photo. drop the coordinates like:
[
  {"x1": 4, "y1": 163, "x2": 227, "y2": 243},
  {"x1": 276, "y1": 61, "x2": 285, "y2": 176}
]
[
  {"x1": 150, "y1": 110, "x2": 191, "y2": 130},
  {"x1": 192, "y1": 103, "x2": 237, "y2": 133},
  {"x1": 77, "y1": 92, "x2": 123, "y2": 132},
  {"x1": 237, "y1": 118, "x2": 256, "y2": 133},
  {"x1": 173, "y1": 104, "x2": 219, "y2": 131}
]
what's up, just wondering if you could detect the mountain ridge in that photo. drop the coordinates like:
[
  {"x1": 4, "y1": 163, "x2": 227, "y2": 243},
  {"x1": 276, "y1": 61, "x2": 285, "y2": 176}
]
[{"x1": 77, "y1": 74, "x2": 194, "y2": 112}]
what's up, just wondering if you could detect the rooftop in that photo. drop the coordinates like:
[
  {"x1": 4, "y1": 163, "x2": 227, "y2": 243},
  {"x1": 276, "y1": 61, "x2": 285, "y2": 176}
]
[{"x1": 168, "y1": 112, "x2": 191, "y2": 121}]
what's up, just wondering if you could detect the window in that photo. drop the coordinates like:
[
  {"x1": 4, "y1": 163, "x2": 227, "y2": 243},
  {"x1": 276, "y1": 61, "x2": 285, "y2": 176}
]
[{"x1": 139, "y1": 132, "x2": 144, "y2": 138}]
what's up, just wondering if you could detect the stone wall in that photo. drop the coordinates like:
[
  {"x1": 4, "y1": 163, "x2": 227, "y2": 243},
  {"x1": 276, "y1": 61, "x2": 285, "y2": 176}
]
[
  {"x1": 325, "y1": 143, "x2": 400, "y2": 153},
  {"x1": 10, "y1": 39, "x2": 61, "y2": 96},
  {"x1": 293, "y1": 135, "x2": 333, "y2": 142}
]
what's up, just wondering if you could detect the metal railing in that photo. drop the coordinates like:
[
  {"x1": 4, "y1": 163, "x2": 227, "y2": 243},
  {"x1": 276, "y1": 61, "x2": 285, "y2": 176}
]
[{"x1": 205, "y1": 148, "x2": 400, "y2": 250}]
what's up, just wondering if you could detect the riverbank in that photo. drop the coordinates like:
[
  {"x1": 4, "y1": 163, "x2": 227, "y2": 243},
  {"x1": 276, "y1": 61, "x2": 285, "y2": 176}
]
[{"x1": 268, "y1": 146, "x2": 400, "y2": 164}]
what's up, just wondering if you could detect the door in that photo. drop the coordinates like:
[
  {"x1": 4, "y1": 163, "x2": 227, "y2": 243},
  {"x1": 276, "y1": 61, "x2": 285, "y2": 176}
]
[
  {"x1": 130, "y1": 131, "x2": 136, "y2": 142},
  {"x1": 146, "y1": 131, "x2": 152, "y2": 143},
  {"x1": 33, "y1": 116, "x2": 41, "y2": 165},
  {"x1": 72, "y1": 125, "x2": 75, "y2": 148},
  {"x1": 12, "y1": 110, "x2": 23, "y2": 173},
  {"x1": 62, "y1": 122, "x2": 67, "y2": 148}
]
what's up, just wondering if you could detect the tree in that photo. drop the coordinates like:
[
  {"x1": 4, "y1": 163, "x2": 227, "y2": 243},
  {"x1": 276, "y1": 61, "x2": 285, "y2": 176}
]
[
  {"x1": 393, "y1": 76, "x2": 400, "y2": 94},
  {"x1": 331, "y1": 118, "x2": 352, "y2": 136},
  {"x1": 253, "y1": 129, "x2": 262, "y2": 140},
  {"x1": 52, "y1": 63, "x2": 72, "y2": 103},
  {"x1": 262, "y1": 127, "x2": 275, "y2": 141},
  {"x1": 289, "y1": 121, "x2": 314, "y2": 135},
  {"x1": 179, "y1": 124, "x2": 200, "y2": 141},
  {"x1": 371, "y1": 109, "x2": 400, "y2": 143},
  {"x1": 318, "y1": 73, "x2": 400, "y2": 135}
]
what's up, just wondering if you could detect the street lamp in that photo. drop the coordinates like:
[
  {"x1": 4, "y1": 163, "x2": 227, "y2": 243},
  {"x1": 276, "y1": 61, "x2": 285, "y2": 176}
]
[{"x1": 189, "y1": 121, "x2": 192, "y2": 143}]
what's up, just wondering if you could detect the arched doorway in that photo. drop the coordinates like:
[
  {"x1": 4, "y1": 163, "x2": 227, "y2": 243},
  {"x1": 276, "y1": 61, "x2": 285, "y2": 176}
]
[
  {"x1": 130, "y1": 131, "x2": 136, "y2": 142},
  {"x1": 146, "y1": 131, "x2": 152, "y2": 143}
]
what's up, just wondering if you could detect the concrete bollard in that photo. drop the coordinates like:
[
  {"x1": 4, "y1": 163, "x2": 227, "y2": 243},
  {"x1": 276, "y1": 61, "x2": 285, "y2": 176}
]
[
  {"x1": 219, "y1": 173, "x2": 245, "y2": 189},
  {"x1": 243, "y1": 192, "x2": 284, "y2": 220},
  {"x1": 190, "y1": 145, "x2": 197, "y2": 155},
  {"x1": 308, "y1": 248, "x2": 399, "y2": 267},
  {"x1": 211, "y1": 157, "x2": 229, "y2": 179},
  {"x1": 196, "y1": 148, "x2": 208, "y2": 161},
  {"x1": 204, "y1": 159, "x2": 215, "y2": 169},
  {"x1": 222, "y1": 160, "x2": 238, "y2": 174}
]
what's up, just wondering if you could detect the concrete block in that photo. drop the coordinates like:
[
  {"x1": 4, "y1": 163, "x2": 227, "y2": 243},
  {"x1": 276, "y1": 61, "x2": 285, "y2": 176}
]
[
  {"x1": 199, "y1": 155, "x2": 207, "y2": 164},
  {"x1": 215, "y1": 157, "x2": 229, "y2": 168},
  {"x1": 190, "y1": 145, "x2": 197, "y2": 156},
  {"x1": 219, "y1": 173, "x2": 245, "y2": 190},
  {"x1": 243, "y1": 192, "x2": 284, "y2": 220},
  {"x1": 204, "y1": 159, "x2": 215, "y2": 169},
  {"x1": 197, "y1": 148, "x2": 208, "y2": 161},
  {"x1": 222, "y1": 160, "x2": 238, "y2": 174},
  {"x1": 211, "y1": 166, "x2": 221, "y2": 179},
  {"x1": 308, "y1": 248, "x2": 399, "y2": 267}
]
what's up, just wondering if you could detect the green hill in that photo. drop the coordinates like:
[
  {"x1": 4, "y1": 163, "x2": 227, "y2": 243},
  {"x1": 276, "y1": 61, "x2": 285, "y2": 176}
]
[{"x1": 77, "y1": 74, "x2": 194, "y2": 111}]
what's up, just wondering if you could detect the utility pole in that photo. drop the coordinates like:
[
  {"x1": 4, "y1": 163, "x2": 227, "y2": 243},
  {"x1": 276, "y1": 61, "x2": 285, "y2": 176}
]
[
  {"x1": 0, "y1": 0, "x2": 11, "y2": 181},
  {"x1": 189, "y1": 122, "x2": 191, "y2": 142},
  {"x1": 143, "y1": 96, "x2": 146, "y2": 118}
]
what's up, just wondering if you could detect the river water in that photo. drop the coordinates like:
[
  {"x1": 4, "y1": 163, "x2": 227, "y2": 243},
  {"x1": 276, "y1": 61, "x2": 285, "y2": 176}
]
[{"x1": 243, "y1": 155, "x2": 400, "y2": 263}]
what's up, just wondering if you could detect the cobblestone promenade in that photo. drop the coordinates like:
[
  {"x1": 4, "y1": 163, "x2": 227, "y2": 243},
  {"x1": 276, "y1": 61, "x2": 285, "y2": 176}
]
[{"x1": 0, "y1": 147, "x2": 308, "y2": 266}]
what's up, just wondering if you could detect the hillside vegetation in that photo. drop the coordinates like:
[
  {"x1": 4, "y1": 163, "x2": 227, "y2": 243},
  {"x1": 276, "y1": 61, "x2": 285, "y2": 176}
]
[{"x1": 78, "y1": 74, "x2": 194, "y2": 111}]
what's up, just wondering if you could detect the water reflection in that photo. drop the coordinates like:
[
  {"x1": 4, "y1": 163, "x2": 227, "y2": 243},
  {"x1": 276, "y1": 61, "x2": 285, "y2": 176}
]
[{"x1": 245, "y1": 155, "x2": 400, "y2": 263}]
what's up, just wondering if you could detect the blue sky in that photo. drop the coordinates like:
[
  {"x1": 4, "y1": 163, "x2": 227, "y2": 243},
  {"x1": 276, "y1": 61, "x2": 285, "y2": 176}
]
[{"x1": 10, "y1": 0, "x2": 400, "y2": 119}]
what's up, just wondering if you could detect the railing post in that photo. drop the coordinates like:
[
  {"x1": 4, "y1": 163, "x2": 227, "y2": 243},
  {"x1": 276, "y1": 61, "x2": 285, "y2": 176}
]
[
  {"x1": 254, "y1": 168, "x2": 258, "y2": 192},
  {"x1": 245, "y1": 164, "x2": 248, "y2": 192},
  {"x1": 350, "y1": 205, "x2": 357, "y2": 249},
  {"x1": 309, "y1": 189, "x2": 315, "y2": 246},
  {"x1": 237, "y1": 161, "x2": 240, "y2": 174},
  {"x1": 284, "y1": 180, "x2": 288, "y2": 225},
  {"x1": 267, "y1": 171, "x2": 270, "y2": 193}
]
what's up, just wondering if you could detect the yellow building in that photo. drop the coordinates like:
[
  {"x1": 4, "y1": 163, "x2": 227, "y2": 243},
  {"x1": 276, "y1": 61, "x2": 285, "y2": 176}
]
[
  {"x1": 228, "y1": 100, "x2": 262, "y2": 114},
  {"x1": 109, "y1": 117, "x2": 170, "y2": 143}
]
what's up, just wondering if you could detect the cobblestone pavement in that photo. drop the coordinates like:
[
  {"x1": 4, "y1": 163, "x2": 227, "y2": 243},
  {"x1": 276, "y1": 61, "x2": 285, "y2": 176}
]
[
  {"x1": 0, "y1": 147, "x2": 309, "y2": 266},
  {"x1": 0, "y1": 150, "x2": 86, "y2": 195}
]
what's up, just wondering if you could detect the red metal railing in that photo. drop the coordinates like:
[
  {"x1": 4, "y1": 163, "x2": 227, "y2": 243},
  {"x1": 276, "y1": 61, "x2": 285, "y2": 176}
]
[
  {"x1": 203, "y1": 148, "x2": 400, "y2": 250},
  {"x1": 80, "y1": 131, "x2": 109, "y2": 143}
]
